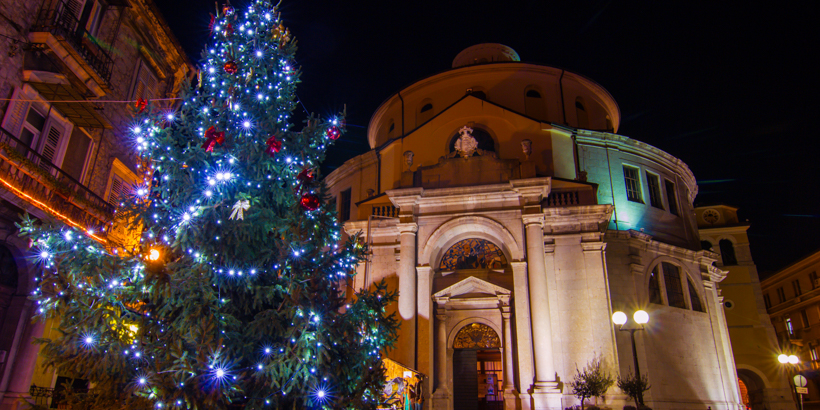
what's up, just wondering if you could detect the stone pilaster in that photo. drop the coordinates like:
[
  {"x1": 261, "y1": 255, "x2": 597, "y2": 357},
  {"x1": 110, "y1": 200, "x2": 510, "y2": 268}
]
[
  {"x1": 501, "y1": 297, "x2": 519, "y2": 410},
  {"x1": 432, "y1": 302, "x2": 450, "y2": 410},
  {"x1": 396, "y1": 222, "x2": 418, "y2": 369},
  {"x1": 511, "y1": 261, "x2": 534, "y2": 410}
]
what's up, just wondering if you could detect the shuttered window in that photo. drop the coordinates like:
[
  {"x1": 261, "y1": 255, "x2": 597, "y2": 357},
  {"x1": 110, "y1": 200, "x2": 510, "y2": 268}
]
[
  {"x1": 107, "y1": 173, "x2": 131, "y2": 206},
  {"x1": 2, "y1": 87, "x2": 73, "y2": 171},
  {"x1": 131, "y1": 60, "x2": 159, "y2": 101}
]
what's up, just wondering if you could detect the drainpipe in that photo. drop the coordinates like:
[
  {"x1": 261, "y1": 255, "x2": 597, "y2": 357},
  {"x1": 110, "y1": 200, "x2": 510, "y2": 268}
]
[{"x1": 559, "y1": 69, "x2": 568, "y2": 126}]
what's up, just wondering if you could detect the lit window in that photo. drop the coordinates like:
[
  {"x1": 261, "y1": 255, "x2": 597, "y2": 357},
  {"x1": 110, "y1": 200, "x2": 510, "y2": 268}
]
[
  {"x1": 623, "y1": 166, "x2": 642, "y2": 203},
  {"x1": 786, "y1": 318, "x2": 794, "y2": 335}
]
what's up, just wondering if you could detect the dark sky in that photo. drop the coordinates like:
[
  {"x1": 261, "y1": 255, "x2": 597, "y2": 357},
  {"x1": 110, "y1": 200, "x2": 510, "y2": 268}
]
[{"x1": 154, "y1": 0, "x2": 820, "y2": 274}]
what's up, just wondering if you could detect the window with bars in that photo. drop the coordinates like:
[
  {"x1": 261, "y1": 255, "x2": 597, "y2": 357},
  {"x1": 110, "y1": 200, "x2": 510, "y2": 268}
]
[
  {"x1": 662, "y1": 262, "x2": 687, "y2": 309},
  {"x1": 646, "y1": 172, "x2": 663, "y2": 209},
  {"x1": 623, "y1": 166, "x2": 642, "y2": 203}
]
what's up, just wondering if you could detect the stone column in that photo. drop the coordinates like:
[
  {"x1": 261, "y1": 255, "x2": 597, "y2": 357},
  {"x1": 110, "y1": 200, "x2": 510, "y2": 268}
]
[
  {"x1": 416, "y1": 266, "x2": 434, "y2": 408},
  {"x1": 432, "y1": 302, "x2": 450, "y2": 410},
  {"x1": 500, "y1": 296, "x2": 518, "y2": 410},
  {"x1": 523, "y1": 214, "x2": 561, "y2": 409},
  {"x1": 396, "y1": 222, "x2": 418, "y2": 368},
  {"x1": 511, "y1": 261, "x2": 534, "y2": 410}
]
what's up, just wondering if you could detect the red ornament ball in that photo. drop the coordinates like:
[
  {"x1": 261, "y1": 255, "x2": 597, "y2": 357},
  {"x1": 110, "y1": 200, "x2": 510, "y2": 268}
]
[
  {"x1": 300, "y1": 194, "x2": 321, "y2": 211},
  {"x1": 326, "y1": 126, "x2": 341, "y2": 140},
  {"x1": 223, "y1": 61, "x2": 238, "y2": 74}
]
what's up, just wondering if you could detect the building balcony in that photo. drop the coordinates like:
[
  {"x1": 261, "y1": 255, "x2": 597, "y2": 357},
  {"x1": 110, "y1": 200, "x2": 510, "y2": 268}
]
[
  {"x1": 0, "y1": 127, "x2": 114, "y2": 239},
  {"x1": 28, "y1": 0, "x2": 114, "y2": 97}
]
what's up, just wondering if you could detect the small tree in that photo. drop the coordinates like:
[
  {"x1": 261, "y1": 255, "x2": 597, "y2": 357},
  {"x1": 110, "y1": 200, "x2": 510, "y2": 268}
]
[
  {"x1": 569, "y1": 357, "x2": 615, "y2": 410},
  {"x1": 617, "y1": 370, "x2": 651, "y2": 408}
]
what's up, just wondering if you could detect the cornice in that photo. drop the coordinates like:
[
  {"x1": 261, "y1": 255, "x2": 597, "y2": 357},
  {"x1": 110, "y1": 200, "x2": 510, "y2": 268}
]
[{"x1": 325, "y1": 150, "x2": 378, "y2": 188}]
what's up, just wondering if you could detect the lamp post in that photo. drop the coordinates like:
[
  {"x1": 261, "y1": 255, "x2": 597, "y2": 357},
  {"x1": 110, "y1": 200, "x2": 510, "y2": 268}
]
[
  {"x1": 778, "y1": 354, "x2": 803, "y2": 410},
  {"x1": 612, "y1": 310, "x2": 649, "y2": 406}
]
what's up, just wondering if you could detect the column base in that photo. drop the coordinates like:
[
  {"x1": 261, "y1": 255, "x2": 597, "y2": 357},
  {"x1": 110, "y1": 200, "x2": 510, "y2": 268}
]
[
  {"x1": 432, "y1": 389, "x2": 449, "y2": 410},
  {"x1": 531, "y1": 382, "x2": 563, "y2": 410},
  {"x1": 503, "y1": 388, "x2": 519, "y2": 410}
]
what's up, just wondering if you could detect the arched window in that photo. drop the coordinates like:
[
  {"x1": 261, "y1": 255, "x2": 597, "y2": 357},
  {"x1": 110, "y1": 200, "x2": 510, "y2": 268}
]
[
  {"x1": 688, "y1": 278, "x2": 705, "y2": 312},
  {"x1": 417, "y1": 100, "x2": 434, "y2": 126},
  {"x1": 525, "y1": 87, "x2": 546, "y2": 119},
  {"x1": 575, "y1": 97, "x2": 589, "y2": 129},
  {"x1": 448, "y1": 127, "x2": 496, "y2": 155},
  {"x1": 648, "y1": 261, "x2": 705, "y2": 312},
  {"x1": 439, "y1": 238, "x2": 507, "y2": 271},
  {"x1": 701, "y1": 240, "x2": 713, "y2": 251},
  {"x1": 453, "y1": 323, "x2": 500, "y2": 349},
  {"x1": 719, "y1": 239, "x2": 737, "y2": 266}
]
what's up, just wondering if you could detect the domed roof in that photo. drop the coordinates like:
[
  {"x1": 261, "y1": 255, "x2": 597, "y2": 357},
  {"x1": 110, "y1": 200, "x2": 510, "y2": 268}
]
[{"x1": 452, "y1": 44, "x2": 520, "y2": 68}]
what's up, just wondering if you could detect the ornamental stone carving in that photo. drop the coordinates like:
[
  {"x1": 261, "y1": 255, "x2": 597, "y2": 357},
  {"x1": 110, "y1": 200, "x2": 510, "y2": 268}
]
[{"x1": 454, "y1": 126, "x2": 479, "y2": 158}]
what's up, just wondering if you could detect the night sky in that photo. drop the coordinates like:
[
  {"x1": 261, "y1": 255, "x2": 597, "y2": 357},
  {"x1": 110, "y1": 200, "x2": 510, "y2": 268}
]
[{"x1": 154, "y1": 0, "x2": 820, "y2": 275}]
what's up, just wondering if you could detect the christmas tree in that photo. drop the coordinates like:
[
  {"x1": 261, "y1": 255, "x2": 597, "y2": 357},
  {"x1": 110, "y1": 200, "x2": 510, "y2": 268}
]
[{"x1": 22, "y1": 1, "x2": 398, "y2": 409}]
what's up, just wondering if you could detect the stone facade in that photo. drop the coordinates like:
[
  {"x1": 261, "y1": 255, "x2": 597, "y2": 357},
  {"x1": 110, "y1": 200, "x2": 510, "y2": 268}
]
[
  {"x1": 0, "y1": 0, "x2": 191, "y2": 408},
  {"x1": 327, "y1": 44, "x2": 744, "y2": 410},
  {"x1": 761, "y1": 249, "x2": 820, "y2": 410}
]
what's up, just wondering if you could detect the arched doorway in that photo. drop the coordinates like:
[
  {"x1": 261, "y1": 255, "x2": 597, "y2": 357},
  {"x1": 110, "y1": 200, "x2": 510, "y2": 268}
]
[
  {"x1": 452, "y1": 323, "x2": 503, "y2": 410},
  {"x1": 737, "y1": 368, "x2": 766, "y2": 410}
]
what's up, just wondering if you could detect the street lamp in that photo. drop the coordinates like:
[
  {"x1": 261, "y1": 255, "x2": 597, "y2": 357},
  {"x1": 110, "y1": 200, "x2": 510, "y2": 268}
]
[
  {"x1": 778, "y1": 354, "x2": 803, "y2": 410},
  {"x1": 612, "y1": 310, "x2": 649, "y2": 406}
]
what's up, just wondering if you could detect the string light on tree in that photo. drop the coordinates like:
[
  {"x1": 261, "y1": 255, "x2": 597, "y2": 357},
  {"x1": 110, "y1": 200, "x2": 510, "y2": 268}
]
[{"x1": 20, "y1": 1, "x2": 398, "y2": 408}]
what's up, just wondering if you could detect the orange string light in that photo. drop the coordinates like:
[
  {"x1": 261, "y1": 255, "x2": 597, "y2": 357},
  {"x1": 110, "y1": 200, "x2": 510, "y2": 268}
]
[{"x1": 0, "y1": 175, "x2": 107, "y2": 243}]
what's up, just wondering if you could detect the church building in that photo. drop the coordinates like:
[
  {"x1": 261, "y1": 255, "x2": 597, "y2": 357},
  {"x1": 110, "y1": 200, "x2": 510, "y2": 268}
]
[{"x1": 326, "y1": 44, "x2": 744, "y2": 410}]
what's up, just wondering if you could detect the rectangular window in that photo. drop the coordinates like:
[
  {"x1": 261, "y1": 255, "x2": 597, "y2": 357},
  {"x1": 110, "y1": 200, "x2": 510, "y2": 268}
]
[
  {"x1": 662, "y1": 262, "x2": 686, "y2": 309},
  {"x1": 665, "y1": 179, "x2": 679, "y2": 216},
  {"x1": 60, "y1": 128, "x2": 93, "y2": 183},
  {"x1": 646, "y1": 172, "x2": 663, "y2": 209},
  {"x1": 777, "y1": 287, "x2": 786, "y2": 303},
  {"x1": 339, "y1": 188, "x2": 351, "y2": 222},
  {"x1": 812, "y1": 271, "x2": 818, "y2": 290},
  {"x1": 764, "y1": 294, "x2": 771, "y2": 309},
  {"x1": 1, "y1": 87, "x2": 73, "y2": 172},
  {"x1": 131, "y1": 60, "x2": 159, "y2": 101},
  {"x1": 623, "y1": 166, "x2": 642, "y2": 203},
  {"x1": 786, "y1": 318, "x2": 794, "y2": 335},
  {"x1": 802, "y1": 309, "x2": 810, "y2": 327},
  {"x1": 793, "y1": 279, "x2": 802, "y2": 297}
]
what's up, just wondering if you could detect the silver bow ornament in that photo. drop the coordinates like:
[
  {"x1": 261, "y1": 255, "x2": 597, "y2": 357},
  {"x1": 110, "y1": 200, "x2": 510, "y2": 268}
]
[{"x1": 229, "y1": 199, "x2": 251, "y2": 220}]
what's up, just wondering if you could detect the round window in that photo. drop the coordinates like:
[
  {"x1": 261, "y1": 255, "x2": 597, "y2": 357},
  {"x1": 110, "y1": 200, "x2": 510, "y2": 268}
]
[{"x1": 724, "y1": 300, "x2": 735, "y2": 310}]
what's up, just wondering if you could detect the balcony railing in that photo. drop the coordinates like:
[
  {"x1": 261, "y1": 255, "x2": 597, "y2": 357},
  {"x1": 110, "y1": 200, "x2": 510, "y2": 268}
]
[
  {"x1": 0, "y1": 127, "x2": 114, "y2": 234},
  {"x1": 32, "y1": 0, "x2": 114, "y2": 83}
]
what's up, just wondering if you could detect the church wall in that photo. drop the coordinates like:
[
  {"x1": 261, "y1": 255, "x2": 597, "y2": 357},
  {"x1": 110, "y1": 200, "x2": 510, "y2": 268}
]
[
  {"x1": 578, "y1": 142, "x2": 698, "y2": 249},
  {"x1": 604, "y1": 236, "x2": 740, "y2": 409}
]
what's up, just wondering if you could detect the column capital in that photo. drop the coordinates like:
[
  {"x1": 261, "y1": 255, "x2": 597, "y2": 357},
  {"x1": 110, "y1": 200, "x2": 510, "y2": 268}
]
[
  {"x1": 397, "y1": 222, "x2": 418, "y2": 234},
  {"x1": 522, "y1": 213, "x2": 545, "y2": 227}
]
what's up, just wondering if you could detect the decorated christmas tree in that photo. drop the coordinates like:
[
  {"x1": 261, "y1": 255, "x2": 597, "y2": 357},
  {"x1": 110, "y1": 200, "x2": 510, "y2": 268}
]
[{"x1": 22, "y1": 1, "x2": 398, "y2": 409}]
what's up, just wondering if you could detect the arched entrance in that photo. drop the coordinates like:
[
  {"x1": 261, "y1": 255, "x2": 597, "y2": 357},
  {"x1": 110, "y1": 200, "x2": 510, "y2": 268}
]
[
  {"x1": 737, "y1": 368, "x2": 766, "y2": 410},
  {"x1": 452, "y1": 323, "x2": 503, "y2": 410}
]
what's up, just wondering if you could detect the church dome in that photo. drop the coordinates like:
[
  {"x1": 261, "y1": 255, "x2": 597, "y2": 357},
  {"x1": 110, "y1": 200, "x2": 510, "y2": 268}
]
[{"x1": 452, "y1": 43, "x2": 520, "y2": 68}]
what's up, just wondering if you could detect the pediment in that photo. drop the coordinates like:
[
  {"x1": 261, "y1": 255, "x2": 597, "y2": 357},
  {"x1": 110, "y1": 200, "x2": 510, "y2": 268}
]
[{"x1": 432, "y1": 276, "x2": 511, "y2": 299}]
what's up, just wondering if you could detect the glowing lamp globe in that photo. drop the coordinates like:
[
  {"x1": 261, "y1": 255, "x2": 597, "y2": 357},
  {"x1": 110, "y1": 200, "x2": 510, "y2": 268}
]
[
  {"x1": 789, "y1": 355, "x2": 799, "y2": 364},
  {"x1": 633, "y1": 310, "x2": 649, "y2": 324},
  {"x1": 612, "y1": 311, "x2": 627, "y2": 325},
  {"x1": 778, "y1": 354, "x2": 789, "y2": 363},
  {"x1": 149, "y1": 249, "x2": 160, "y2": 261}
]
